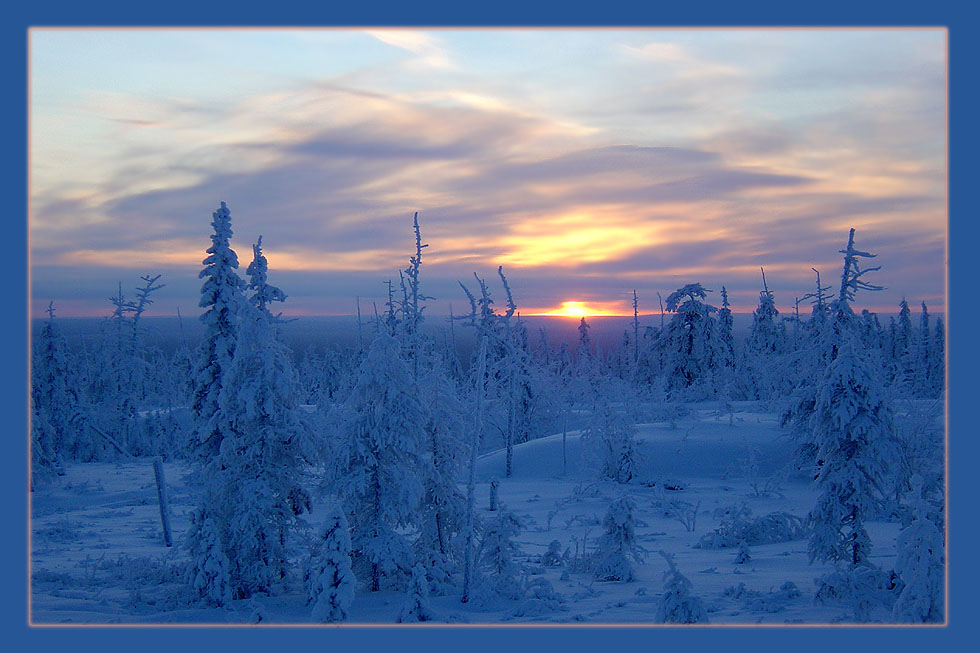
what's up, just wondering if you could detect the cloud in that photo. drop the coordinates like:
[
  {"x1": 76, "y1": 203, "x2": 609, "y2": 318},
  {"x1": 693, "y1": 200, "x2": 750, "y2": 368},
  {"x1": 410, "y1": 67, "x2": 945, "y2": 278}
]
[
  {"x1": 30, "y1": 34, "x2": 945, "y2": 316},
  {"x1": 363, "y1": 30, "x2": 455, "y2": 70}
]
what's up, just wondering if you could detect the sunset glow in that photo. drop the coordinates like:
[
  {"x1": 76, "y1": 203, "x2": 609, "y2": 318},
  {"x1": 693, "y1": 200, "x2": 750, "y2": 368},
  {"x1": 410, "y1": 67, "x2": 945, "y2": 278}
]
[
  {"x1": 531, "y1": 301, "x2": 627, "y2": 318},
  {"x1": 29, "y1": 29, "x2": 946, "y2": 317}
]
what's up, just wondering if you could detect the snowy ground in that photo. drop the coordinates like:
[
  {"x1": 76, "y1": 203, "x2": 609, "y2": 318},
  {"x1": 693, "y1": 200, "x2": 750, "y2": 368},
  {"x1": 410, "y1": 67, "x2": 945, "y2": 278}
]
[{"x1": 30, "y1": 403, "x2": 907, "y2": 624}]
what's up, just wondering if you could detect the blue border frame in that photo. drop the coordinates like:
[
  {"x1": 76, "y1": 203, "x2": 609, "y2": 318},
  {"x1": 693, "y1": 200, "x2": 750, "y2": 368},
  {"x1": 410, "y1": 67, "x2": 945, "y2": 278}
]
[{"x1": 6, "y1": 1, "x2": 976, "y2": 650}]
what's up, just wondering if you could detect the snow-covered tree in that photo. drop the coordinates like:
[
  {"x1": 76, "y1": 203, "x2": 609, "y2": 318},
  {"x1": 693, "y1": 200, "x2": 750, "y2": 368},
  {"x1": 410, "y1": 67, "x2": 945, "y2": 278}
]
[
  {"x1": 892, "y1": 482, "x2": 944, "y2": 623},
  {"x1": 656, "y1": 551, "x2": 708, "y2": 623},
  {"x1": 31, "y1": 302, "x2": 80, "y2": 471},
  {"x1": 913, "y1": 302, "x2": 932, "y2": 397},
  {"x1": 329, "y1": 329, "x2": 426, "y2": 591},
  {"x1": 415, "y1": 365, "x2": 467, "y2": 575},
  {"x1": 784, "y1": 230, "x2": 884, "y2": 468},
  {"x1": 462, "y1": 336, "x2": 488, "y2": 604},
  {"x1": 581, "y1": 382, "x2": 638, "y2": 484},
  {"x1": 380, "y1": 214, "x2": 469, "y2": 584},
  {"x1": 747, "y1": 270, "x2": 785, "y2": 356},
  {"x1": 734, "y1": 539, "x2": 751, "y2": 565},
  {"x1": 186, "y1": 504, "x2": 232, "y2": 606},
  {"x1": 894, "y1": 298, "x2": 914, "y2": 391},
  {"x1": 475, "y1": 510, "x2": 525, "y2": 601},
  {"x1": 662, "y1": 283, "x2": 718, "y2": 400},
  {"x1": 206, "y1": 236, "x2": 310, "y2": 598},
  {"x1": 191, "y1": 201, "x2": 246, "y2": 461},
  {"x1": 931, "y1": 316, "x2": 945, "y2": 396},
  {"x1": 246, "y1": 235, "x2": 287, "y2": 315},
  {"x1": 308, "y1": 505, "x2": 356, "y2": 623},
  {"x1": 457, "y1": 267, "x2": 533, "y2": 478},
  {"x1": 743, "y1": 270, "x2": 788, "y2": 400},
  {"x1": 577, "y1": 316, "x2": 594, "y2": 366},
  {"x1": 397, "y1": 564, "x2": 436, "y2": 623},
  {"x1": 593, "y1": 496, "x2": 643, "y2": 581},
  {"x1": 807, "y1": 335, "x2": 894, "y2": 567},
  {"x1": 716, "y1": 286, "x2": 735, "y2": 377}
]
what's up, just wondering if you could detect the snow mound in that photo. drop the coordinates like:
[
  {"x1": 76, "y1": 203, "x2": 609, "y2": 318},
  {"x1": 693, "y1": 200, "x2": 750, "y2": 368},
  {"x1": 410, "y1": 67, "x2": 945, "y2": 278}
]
[{"x1": 475, "y1": 413, "x2": 794, "y2": 482}]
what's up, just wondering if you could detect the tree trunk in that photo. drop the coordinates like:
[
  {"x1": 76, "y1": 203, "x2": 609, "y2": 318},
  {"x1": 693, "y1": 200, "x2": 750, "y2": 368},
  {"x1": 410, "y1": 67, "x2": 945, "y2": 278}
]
[
  {"x1": 152, "y1": 457, "x2": 173, "y2": 547},
  {"x1": 462, "y1": 337, "x2": 488, "y2": 604}
]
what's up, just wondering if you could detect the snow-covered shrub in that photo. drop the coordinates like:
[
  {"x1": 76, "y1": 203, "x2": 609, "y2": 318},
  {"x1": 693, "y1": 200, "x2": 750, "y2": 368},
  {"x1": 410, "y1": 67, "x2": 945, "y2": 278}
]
[
  {"x1": 307, "y1": 505, "x2": 355, "y2": 623},
  {"x1": 696, "y1": 505, "x2": 806, "y2": 549},
  {"x1": 656, "y1": 551, "x2": 708, "y2": 623},
  {"x1": 724, "y1": 580, "x2": 801, "y2": 613},
  {"x1": 474, "y1": 510, "x2": 525, "y2": 603},
  {"x1": 508, "y1": 574, "x2": 566, "y2": 618},
  {"x1": 539, "y1": 540, "x2": 564, "y2": 567},
  {"x1": 814, "y1": 566, "x2": 903, "y2": 622},
  {"x1": 593, "y1": 496, "x2": 644, "y2": 582},
  {"x1": 734, "y1": 540, "x2": 751, "y2": 565},
  {"x1": 397, "y1": 564, "x2": 436, "y2": 623},
  {"x1": 418, "y1": 549, "x2": 456, "y2": 597}
]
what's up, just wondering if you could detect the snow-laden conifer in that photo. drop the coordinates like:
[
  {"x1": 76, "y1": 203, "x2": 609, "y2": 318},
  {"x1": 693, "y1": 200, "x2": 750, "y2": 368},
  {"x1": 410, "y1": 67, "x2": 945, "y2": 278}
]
[
  {"x1": 208, "y1": 236, "x2": 310, "y2": 598},
  {"x1": 892, "y1": 482, "x2": 944, "y2": 623},
  {"x1": 475, "y1": 510, "x2": 525, "y2": 602},
  {"x1": 329, "y1": 328, "x2": 426, "y2": 591},
  {"x1": 31, "y1": 302, "x2": 80, "y2": 471},
  {"x1": 191, "y1": 201, "x2": 245, "y2": 461},
  {"x1": 734, "y1": 539, "x2": 751, "y2": 565},
  {"x1": 913, "y1": 302, "x2": 932, "y2": 397},
  {"x1": 308, "y1": 505, "x2": 356, "y2": 623},
  {"x1": 931, "y1": 316, "x2": 945, "y2": 396},
  {"x1": 594, "y1": 496, "x2": 643, "y2": 581},
  {"x1": 397, "y1": 564, "x2": 436, "y2": 623},
  {"x1": 716, "y1": 286, "x2": 735, "y2": 378},
  {"x1": 662, "y1": 283, "x2": 718, "y2": 400},
  {"x1": 656, "y1": 550, "x2": 708, "y2": 623},
  {"x1": 186, "y1": 504, "x2": 232, "y2": 606},
  {"x1": 807, "y1": 334, "x2": 894, "y2": 567}
]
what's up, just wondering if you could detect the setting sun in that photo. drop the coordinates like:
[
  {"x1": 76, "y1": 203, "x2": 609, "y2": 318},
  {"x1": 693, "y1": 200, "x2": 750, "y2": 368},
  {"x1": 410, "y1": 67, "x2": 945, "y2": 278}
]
[{"x1": 532, "y1": 301, "x2": 623, "y2": 318}]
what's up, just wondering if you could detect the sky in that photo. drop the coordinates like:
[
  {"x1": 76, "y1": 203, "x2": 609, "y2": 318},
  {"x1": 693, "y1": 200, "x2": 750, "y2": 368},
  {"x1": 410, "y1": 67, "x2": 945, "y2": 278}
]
[{"x1": 29, "y1": 29, "x2": 946, "y2": 318}]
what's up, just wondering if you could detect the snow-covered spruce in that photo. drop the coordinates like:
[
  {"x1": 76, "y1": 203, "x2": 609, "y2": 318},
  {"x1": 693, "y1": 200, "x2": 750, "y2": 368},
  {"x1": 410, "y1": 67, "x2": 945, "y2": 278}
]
[
  {"x1": 191, "y1": 201, "x2": 246, "y2": 462},
  {"x1": 656, "y1": 550, "x2": 708, "y2": 624},
  {"x1": 892, "y1": 485, "x2": 944, "y2": 623},
  {"x1": 593, "y1": 496, "x2": 644, "y2": 582},
  {"x1": 734, "y1": 540, "x2": 751, "y2": 565},
  {"x1": 308, "y1": 505, "x2": 355, "y2": 623},
  {"x1": 186, "y1": 504, "x2": 232, "y2": 606},
  {"x1": 661, "y1": 283, "x2": 718, "y2": 401},
  {"x1": 209, "y1": 237, "x2": 310, "y2": 599},
  {"x1": 397, "y1": 564, "x2": 436, "y2": 623},
  {"x1": 474, "y1": 509, "x2": 525, "y2": 603},
  {"x1": 328, "y1": 328, "x2": 426, "y2": 592},
  {"x1": 807, "y1": 333, "x2": 894, "y2": 568},
  {"x1": 31, "y1": 302, "x2": 80, "y2": 472}
]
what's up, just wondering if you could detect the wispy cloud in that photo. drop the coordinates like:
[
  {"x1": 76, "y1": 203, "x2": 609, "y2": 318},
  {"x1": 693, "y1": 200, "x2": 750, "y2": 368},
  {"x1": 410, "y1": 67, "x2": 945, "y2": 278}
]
[
  {"x1": 30, "y1": 30, "x2": 946, "y2": 316},
  {"x1": 363, "y1": 29, "x2": 455, "y2": 70}
]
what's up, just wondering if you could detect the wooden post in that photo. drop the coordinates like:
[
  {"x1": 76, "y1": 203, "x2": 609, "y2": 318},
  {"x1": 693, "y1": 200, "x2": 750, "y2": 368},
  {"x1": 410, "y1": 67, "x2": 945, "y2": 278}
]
[{"x1": 152, "y1": 457, "x2": 173, "y2": 547}]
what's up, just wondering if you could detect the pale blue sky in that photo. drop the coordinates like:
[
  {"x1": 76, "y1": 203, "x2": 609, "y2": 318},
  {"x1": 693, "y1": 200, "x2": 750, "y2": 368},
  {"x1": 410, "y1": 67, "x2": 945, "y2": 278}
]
[{"x1": 30, "y1": 29, "x2": 946, "y2": 317}]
